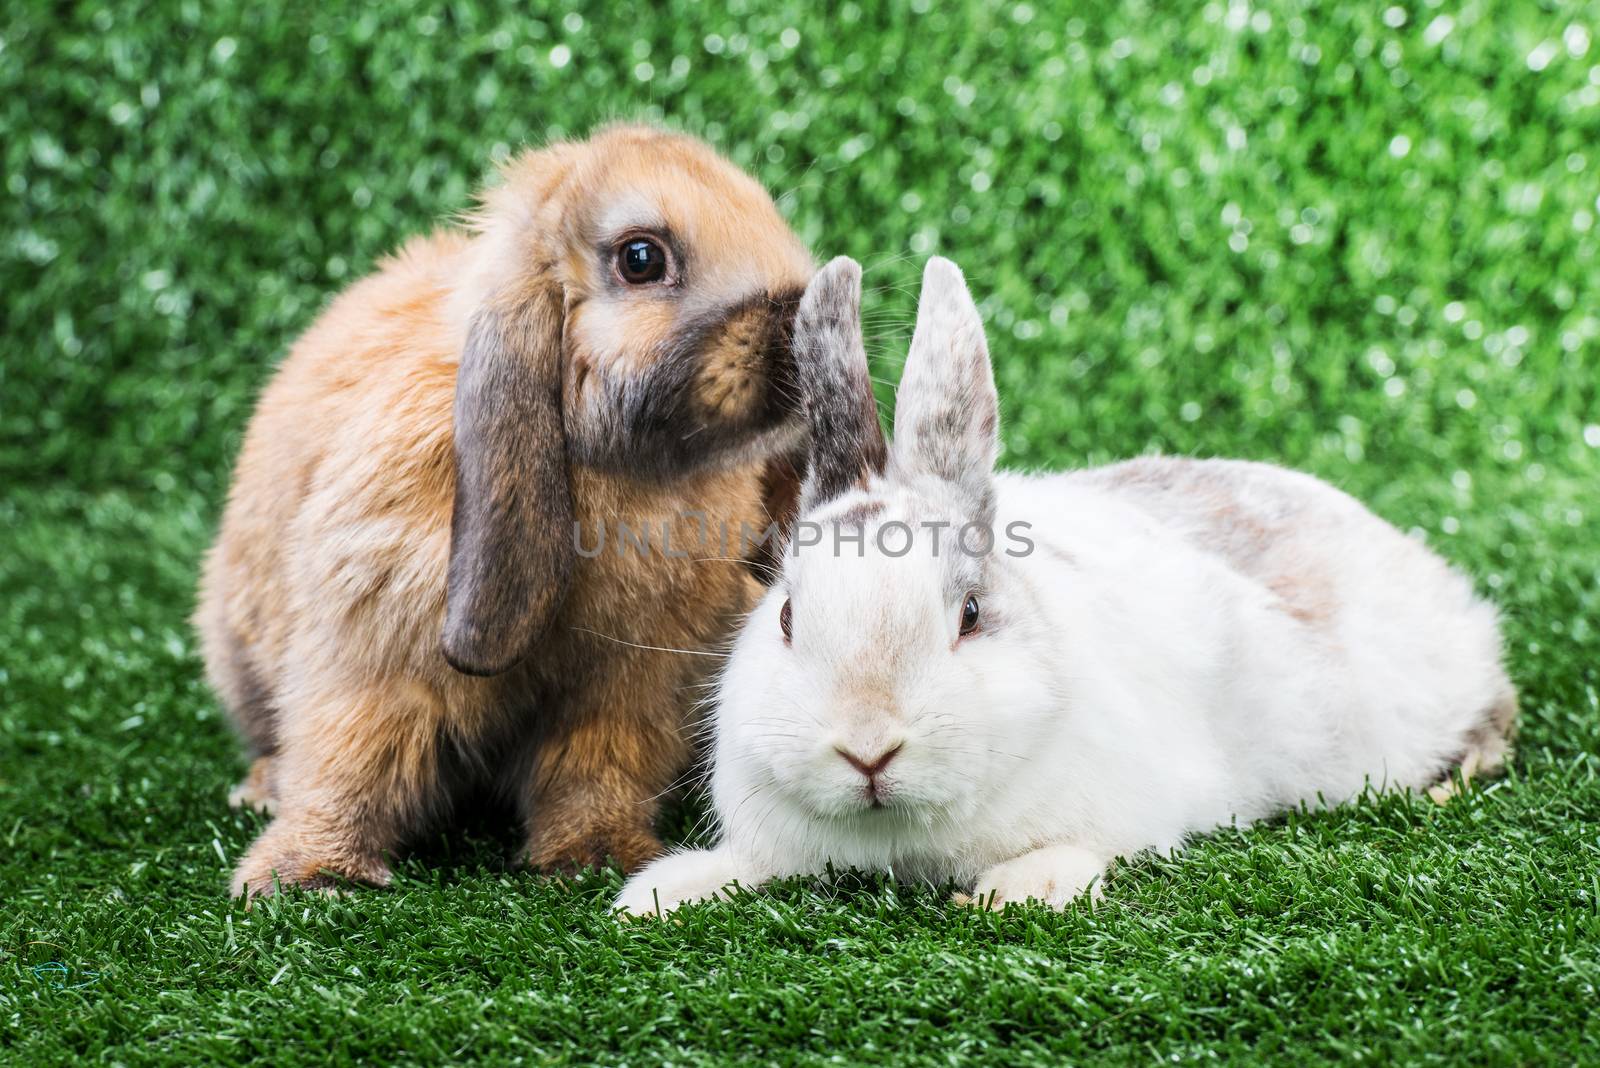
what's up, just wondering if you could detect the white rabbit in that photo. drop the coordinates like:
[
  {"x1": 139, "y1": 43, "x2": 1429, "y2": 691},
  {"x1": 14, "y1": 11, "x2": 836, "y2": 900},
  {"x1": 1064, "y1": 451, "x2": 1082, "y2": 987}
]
[{"x1": 614, "y1": 256, "x2": 1517, "y2": 916}]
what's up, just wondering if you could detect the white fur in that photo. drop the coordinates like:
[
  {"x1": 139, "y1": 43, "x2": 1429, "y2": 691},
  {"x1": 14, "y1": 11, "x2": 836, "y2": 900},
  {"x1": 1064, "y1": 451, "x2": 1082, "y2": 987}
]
[{"x1": 614, "y1": 258, "x2": 1512, "y2": 917}]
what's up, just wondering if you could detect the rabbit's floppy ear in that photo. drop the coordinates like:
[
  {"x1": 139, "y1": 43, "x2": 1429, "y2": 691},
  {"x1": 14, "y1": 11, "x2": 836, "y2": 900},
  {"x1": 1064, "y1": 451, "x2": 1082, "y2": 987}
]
[
  {"x1": 795, "y1": 256, "x2": 888, "y2": 514},
  {"x1": 892, "y1": 257, "x2": 998, "y2": 521},
  {"x1": 442, "y1": 280, "x2": 575, "y2": 677}
]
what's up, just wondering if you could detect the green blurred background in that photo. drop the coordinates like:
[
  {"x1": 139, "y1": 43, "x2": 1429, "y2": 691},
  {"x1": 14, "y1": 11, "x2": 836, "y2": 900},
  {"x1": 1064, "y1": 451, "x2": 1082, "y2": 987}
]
[
  {"x1": 4, "y1": 1, "x2": 1598, "y2": 1062},
  {"x1": 8, "y1": 1, "x2": 1598, "y2": 489}
]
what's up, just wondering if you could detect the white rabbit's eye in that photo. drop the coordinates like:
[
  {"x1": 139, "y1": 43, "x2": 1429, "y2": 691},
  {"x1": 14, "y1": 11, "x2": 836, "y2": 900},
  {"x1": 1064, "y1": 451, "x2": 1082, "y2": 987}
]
[
  {"x1": 959, "y1": 594, "x2": 981, "y2": 637},
  {"x1": 779, "y1": 598, "x2": 793, "y2": 644}
]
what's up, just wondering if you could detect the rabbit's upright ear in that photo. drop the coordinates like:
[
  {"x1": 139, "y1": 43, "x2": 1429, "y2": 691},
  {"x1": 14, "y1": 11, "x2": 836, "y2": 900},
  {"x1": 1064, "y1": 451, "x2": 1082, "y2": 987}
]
[
  {"x1": 892, "y1": 257, "x2": 998, "y2": 522},
  {"x1": 795, "y1": 256, "x2": 888, "y2": 515},
  {"x1": 442, "y1": 282, "x2": 575, "y2": 677}
]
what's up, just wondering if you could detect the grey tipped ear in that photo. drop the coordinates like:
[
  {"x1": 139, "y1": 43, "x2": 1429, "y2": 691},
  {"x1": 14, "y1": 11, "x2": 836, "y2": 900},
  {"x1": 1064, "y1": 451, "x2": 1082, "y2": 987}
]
[
  {"x1": 795, "y1": 256, "x2": 888, "y2": 514},
  {"x1": 892, "y1": 257, "x2": 998, "y2": 520},
  {"x1": 441, "y1": 284, "x2": 575, "y2": 677}
]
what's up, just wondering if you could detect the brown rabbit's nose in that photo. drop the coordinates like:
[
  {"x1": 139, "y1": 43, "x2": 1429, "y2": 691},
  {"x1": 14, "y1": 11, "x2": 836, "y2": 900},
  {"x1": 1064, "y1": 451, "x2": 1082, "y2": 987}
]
[{"x1": 835, "y1": 743, "x2": 902, "y2": 779}]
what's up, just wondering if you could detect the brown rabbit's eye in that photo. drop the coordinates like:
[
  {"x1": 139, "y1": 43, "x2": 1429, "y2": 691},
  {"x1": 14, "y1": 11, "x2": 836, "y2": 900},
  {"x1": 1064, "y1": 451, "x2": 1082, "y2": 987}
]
[
  {"x1": 618, "y1": 238, "x2": 668, "y2": 284},
  {"x1": 959, "y1": 594, "x2": 981, "y2": 637},
  {"x1": 779, "y1": 598, "x2": 793, "y2": 644}
]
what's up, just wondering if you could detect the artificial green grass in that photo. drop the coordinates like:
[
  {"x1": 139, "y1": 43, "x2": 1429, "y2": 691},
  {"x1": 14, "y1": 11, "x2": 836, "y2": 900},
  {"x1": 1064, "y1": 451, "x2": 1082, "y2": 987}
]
[{"x1": 4, "y1": 0, "x2": 1599, "y2": 1062}]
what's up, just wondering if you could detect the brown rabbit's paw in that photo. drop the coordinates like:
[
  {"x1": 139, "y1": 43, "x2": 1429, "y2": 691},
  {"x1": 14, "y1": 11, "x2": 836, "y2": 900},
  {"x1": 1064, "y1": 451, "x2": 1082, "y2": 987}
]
[
  {"x1": 227, "y1": 756, "x2": 276, "y2": 814},
  {"x1": 524, "y1": 820, "x2": 665, "y2": 876},
  {"x1": 230, "y1": 827, "x2": 392, "y2": 901}
]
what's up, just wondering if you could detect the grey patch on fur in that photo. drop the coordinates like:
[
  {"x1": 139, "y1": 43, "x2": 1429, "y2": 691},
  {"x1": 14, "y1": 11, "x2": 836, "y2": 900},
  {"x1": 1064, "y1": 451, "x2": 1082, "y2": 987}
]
[
  {"x1": 564, "y1": 287, "x2": 805, "y2": 479},
  {"x1": 793, "y1": 257, "x2": 888, "y2": 514},
  {"x1": 444, "y1": 292, "x2": 577, "y2": 677},
  {"x1": 1075, "y1": 456, "x2": 1377, "y2": 649},
  {"x1": 836, "y1": 498, "x2": 887, "y2": 526},
  {"x1": 1075, "y1": 457, "x2": 1336, "y2": 622},
  {"x1": 1076, "y1": 457, "x2": 1304, "y2": 574}
]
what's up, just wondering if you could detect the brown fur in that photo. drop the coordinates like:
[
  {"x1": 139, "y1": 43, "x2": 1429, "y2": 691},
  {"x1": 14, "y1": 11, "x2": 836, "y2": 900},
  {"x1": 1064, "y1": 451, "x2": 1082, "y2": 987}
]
[
  {"x1": 746, "y1": 451, "x2": 806, "y2": 583},
  {"x1": 196, "y1": 125, "x2": 814, "y2": 899},
  {"x1": 1087, "y1": 457, "x2": 1339, "y2": 630}
]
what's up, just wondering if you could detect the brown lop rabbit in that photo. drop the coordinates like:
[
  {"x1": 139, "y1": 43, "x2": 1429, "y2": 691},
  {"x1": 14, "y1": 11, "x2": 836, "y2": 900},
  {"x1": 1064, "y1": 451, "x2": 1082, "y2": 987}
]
[{"x1": 195, "y1": 125, "x2": 814, "y2": 898}]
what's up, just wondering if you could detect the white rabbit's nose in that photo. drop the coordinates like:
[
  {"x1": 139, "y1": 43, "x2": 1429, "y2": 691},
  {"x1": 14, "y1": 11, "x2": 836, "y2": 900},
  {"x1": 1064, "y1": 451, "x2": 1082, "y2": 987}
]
[{"x1": 834, "y1": 742, "x2": 903, "y2": 780}]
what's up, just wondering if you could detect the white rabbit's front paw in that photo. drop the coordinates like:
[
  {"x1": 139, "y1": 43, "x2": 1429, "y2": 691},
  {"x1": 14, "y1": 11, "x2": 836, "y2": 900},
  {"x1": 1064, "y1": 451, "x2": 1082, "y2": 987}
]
[
  {"x1": 612, "y1": 848, "x2": 761, "y2": 918},
  {"x1": 969, "y1": 844, "x2": 1107, "y2": 911}
]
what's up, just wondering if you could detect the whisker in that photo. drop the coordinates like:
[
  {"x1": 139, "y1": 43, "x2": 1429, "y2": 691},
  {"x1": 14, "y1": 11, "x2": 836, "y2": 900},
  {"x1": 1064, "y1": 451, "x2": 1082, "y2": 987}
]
[{"x1": 568, "y1": 626, "x2": 728, "y2": 659}]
